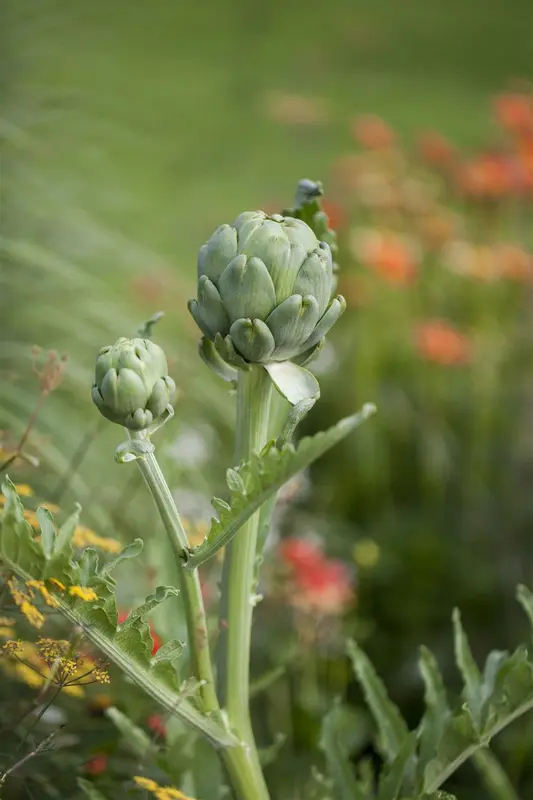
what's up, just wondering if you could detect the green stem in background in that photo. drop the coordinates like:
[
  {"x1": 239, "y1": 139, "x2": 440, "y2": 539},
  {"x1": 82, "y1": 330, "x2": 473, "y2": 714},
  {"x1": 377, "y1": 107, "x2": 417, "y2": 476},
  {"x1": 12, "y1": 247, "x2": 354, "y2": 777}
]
[
  {"x1": 219, "y1": 366, "x2": 273, "y2": 800},
  {"x1": 133, "y1": 437, "x2": 218, "y2": 715}
]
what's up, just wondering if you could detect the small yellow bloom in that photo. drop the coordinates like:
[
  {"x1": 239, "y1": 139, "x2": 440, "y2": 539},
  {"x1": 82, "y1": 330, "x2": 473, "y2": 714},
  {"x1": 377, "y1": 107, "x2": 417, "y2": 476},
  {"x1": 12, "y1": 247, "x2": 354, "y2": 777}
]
[
  {"x1": 15, "y1": 484, "x2": 34, "y2": 497},
  {"x1": 23, "y1": 509, "x2": 39, "y2": 528},
  {"x1": 69, "y1": 586, "x2": 97, "y2": 602},
  {"x1": 0, "y1": 617, "x2": 15, "y2": 626},
  {"x1": 133, "y1": 776, "x2": 160, "y2": 792},
  {"x1": 20, "y1": 600, "x2": 45, "y2": 629},
  {"x1": 26, "y1": 580, "x2": 59, "y2": 608},
  {"x1": 353, "y1": 538, "x2": 381, "y2": 569},
  {"x1": 0, "y1": 627, "x2": 14, "y2": 638},
  {"x1": 73, "y1": 526, "x2": 122, "y2": 554},
  {"x1": 48, "y1": 577, "x2": 66, "y2": 592}
]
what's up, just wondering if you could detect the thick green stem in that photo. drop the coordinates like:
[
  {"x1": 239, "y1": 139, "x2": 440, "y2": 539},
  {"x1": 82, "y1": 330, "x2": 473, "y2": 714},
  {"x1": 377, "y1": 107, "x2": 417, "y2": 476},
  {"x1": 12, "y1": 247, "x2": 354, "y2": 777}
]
[
  {"x1": 134, "y1": 442, "x2": 218, "y2": 714},
  {"x1": 219, "y1": 366, "x2": 273, "y2": 800}
]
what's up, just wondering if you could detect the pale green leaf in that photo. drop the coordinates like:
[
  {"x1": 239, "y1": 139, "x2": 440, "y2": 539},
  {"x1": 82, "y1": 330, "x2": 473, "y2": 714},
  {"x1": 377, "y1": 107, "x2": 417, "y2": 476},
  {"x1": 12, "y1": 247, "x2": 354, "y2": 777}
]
[
  {"x1": 36, "y1": 506, "x2": 56, "y2": 559},
  {"x1": 348, "y1": 639, "x2": 409, "y2": 762},
  {"x1": 417, "y1": 646, "x2": 450, "y2": 775},
  {"x1": 377, "y1": 732, "x2": 417, "y2": 800},
  {"x1": 264, "y1": 360, "x2": 320, "y2": 404},
  {"x1": 320, "y1": 703, "x2": 369, "y2": 800},
  {"x1": 452, "y1": 609, "x2": 483, "y2": 729},
  {"x1": 99, "y1": 538, "x2": 143, "y2": 576}
]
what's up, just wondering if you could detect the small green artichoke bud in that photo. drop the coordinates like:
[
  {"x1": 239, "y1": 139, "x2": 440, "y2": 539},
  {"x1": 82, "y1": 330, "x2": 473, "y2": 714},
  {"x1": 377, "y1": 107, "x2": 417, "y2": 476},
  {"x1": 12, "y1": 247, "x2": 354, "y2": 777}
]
[
  {"x1": 188, "y1": 211, "x2": 345, "y2": 365},
  {"x1": 92, "y1": 337, "x2": 175, "y2": 430}
]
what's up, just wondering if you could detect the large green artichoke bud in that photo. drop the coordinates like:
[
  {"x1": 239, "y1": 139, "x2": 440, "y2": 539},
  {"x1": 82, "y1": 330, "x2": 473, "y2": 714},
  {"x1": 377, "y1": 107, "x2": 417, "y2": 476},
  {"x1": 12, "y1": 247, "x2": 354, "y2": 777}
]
[
  {"x1": 92, "y1": 337, "x2": 175, "y2": 430},
  {"x1": 188, "y1": 211, "x2": 345, "y2": 365}
]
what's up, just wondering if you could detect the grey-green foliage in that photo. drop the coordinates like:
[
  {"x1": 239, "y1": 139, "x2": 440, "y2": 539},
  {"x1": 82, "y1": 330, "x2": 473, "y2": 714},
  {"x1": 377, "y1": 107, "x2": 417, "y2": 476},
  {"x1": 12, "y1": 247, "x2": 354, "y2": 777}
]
[
  {"x1": 184, "y1": 403, "x2": 376, "y2": 569},
  {"x1": 320, "y1": 593, "x2": 533, "y2": 800},
  {"x1": 188, "y1": 209, "x2": 345, "y2": 367},
  {"x1": 0, "y1": 478, "x2": 234, "y2": 747},
  {"x1": 91, "y1": 336, "x2": 176, "y2": 430}
]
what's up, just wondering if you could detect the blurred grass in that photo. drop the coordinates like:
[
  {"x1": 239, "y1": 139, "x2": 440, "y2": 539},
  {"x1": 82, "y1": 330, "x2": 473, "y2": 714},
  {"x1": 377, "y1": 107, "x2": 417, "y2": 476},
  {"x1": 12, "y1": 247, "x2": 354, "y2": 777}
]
[{"x1": 1, "y1": 0, "x2": 531, "y2": 573}]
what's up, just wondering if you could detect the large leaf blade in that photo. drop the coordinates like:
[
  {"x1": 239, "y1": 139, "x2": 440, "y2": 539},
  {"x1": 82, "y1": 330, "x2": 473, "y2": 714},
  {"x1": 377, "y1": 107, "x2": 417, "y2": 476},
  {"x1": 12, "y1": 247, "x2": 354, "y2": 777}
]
[{"x1": 185, "y1": 403, "x2": 376, "y2": 569}]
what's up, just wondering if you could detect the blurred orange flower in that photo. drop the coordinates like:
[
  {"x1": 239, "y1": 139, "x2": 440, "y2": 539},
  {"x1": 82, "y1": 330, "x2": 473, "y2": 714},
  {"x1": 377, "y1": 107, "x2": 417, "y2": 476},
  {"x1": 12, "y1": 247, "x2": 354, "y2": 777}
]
[
  {"x1": 418, "y1": 131, "x2": 456, "y2": 167},
  {"x1": 496, "y1": 244, "x2": 533, "y2": 281},
  {"x1": 494, "y1": 92, "x2": 533, "y2": 135},
  {"x1": 456, "y1": 153, "x2": 516, "y2": 200},
  {"x1": 350, "y1": 228, "x2": 419, "y2": 284},
  {"x1": 416, "y1": 320, "x2": 472, "y2": 365},
  {"x1": 351, "y1": 114, "x2": 395, "y2": 150}
]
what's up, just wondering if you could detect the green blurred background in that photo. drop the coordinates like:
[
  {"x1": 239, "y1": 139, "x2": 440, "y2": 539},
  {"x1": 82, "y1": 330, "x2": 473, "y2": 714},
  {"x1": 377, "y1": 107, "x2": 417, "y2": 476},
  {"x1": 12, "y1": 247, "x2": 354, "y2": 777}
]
[{"x1": 2, "y1": 0, "x2": 533, "y2": 797}]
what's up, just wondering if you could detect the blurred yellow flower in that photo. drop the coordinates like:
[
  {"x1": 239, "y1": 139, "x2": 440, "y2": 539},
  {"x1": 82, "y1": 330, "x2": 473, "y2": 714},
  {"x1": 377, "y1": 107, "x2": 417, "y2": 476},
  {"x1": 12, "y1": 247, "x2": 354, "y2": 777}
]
[
  {"x1": 133, "y1": 776, "x2": 195, "y2": 799},
  {"x1": 69, "y1": 586, "x2": 98, "y2": 602},
  {"x1": 14, "y1": 484, "x2": 34, "y2": 496},
  {"x1": 73, "y1": 525, "x2": 122, "y2": 553},
  {"x1": 353, "y1": 539, "x2": 381, "y2": 569}
]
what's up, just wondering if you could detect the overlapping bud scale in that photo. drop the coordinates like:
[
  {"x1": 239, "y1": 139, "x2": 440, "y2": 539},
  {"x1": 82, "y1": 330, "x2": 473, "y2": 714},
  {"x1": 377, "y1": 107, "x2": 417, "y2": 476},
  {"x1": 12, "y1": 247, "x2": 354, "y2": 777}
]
[
  {"x1": 188, "y1": 211, "x2": 345, "y2": 364},
  {"x1": 92, "y1": 338, "x2": 175, "y2": 430}
]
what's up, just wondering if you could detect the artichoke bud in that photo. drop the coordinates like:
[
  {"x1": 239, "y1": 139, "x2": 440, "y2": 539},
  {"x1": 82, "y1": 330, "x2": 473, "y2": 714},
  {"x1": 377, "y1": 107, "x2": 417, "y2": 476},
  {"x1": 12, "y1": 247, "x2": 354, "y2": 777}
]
[
  {"x1": 92, "y1": 337, "x2": 176, "y2": 430},
  {"x1": 189, "y1": 209, "x2": 345, "y2": 366}
]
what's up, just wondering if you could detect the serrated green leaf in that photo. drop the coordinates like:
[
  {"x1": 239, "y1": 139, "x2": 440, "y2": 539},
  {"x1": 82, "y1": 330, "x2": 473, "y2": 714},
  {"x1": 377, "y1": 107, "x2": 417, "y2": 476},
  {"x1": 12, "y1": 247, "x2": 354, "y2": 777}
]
[
  {"x1": 99, "y1": 538, "x2": 143, "y2": 576},
  {"x1": 186, "y1": 404, "x2": 376, "y2": 569},
  {"x1": 151, "y1": 638, "x2": 184, "y2": 665},
  {"x1": 320, "y1": 703, "x2": 370, "y2": 800},
  {"x1": 0, "y1": 482, "x2": 236, "y2": 749},
  {"x1": 378, "y1": 732, "x2": 417, "y2": 800},
  {"x1": 423, "y1": 709, "x2": 479, "y2": 792},
  {"x1": 36, "y1": 506, "x2": 56, "y2": 559},
  {"x1": 1, "y1": 477, "x2": 45, "y2": 576},
  {"x1": 453, "y1": 609, "x2": 483, "y2": 730},
  {"x1": 226, "y1": 468, "x2": 246, "y2": 495},
  {"x1": 77, "y1": 778, "x2": 110, "y2": 800},
  {"x1": 417, "y1": 646, "x2": 450, "y2": 776},
  {"x1": 106, "y1": 705, "x2": 157, "y2": 759},
  {"x1": 115, "y1": 585, "x2": 180, "y2": 666},
  {"x1": 348, "y1": 639, "x2": 409, "y2": 762}
]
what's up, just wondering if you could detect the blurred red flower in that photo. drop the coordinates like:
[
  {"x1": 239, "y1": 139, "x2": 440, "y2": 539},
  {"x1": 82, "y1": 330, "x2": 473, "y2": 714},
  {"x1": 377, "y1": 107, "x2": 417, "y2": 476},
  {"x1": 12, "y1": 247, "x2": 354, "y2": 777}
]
[
  {"x1": 352, "y1": 115, "x2": 396, "y2": 150},
  {"x1": 147, "y1": 713, "x2": 167, "y2": 738},
  {"x1": 415, "y1": 320, "x2": 472, "y2": 365},
  {"x1": 280, "y1": 538, "x2": 323, "y2": 572},
  {"x1": 85, "y1": 754, "x2": 108, "y2": 776},
  {"x1": 280, "y1": 537, "x2": 354, "y2": 615},
  {"x1": 117, "y1": 611, "x2": 162, "y2": 656},
  {"x1": 494, "y1": 92, "x2": 533, "y2": 135}
]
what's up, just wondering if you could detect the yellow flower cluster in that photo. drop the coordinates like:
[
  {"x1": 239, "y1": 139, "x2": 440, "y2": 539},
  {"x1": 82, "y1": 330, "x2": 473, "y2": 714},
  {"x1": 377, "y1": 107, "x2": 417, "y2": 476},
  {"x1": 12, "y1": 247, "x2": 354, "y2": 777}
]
[
  {"x1": 7, "y1": 578, "x2": 45, "y2": 629},
  {"x1": 68, "y1": 585, "x2": 98, "y2": 602},
  {"x1": 133, "y1": 776, "x2": 195, "y2": 800},
  {"x1": 1, "y1": 636, "x2": 110, "y2": 694},
  {"x1": 72, "y1": 525, "x2": 122, "y2": 554}
]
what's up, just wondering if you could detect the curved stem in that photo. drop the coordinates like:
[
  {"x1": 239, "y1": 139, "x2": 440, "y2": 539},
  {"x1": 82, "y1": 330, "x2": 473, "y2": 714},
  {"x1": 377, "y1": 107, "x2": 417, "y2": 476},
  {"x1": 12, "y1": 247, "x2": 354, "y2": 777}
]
[
  {"x1": 219, "y1": 366, "x2": 273, "y2": 799},
  {"x1": 133, "y1": 440, "x2": 218, "y2": 714}
]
